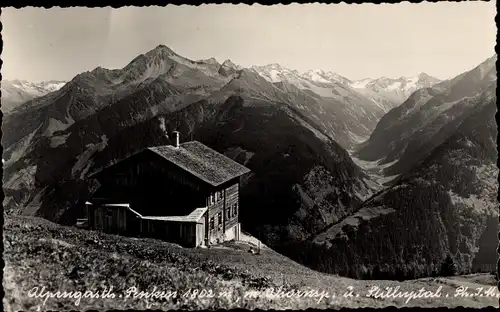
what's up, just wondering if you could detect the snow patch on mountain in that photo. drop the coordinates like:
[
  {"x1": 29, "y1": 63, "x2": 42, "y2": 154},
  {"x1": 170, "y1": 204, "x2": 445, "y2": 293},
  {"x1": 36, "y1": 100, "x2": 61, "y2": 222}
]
[
  {"x1": 250, "y1": 63, "x2": 437, "y2": 112},
  {"x1": 386, "y1": 81, "x2": 402, "y2": 91},
  {"x1": 252, "y1": 65, "x2": 353, "y2": 90},
  {"x1": 302, "y1": 69, "x2": 332, "y2": 84},
  {"x1": 1, "y1": 80, "x2": 67, "y2": 113},
  {"x1": 4, "y1": 80, "x2": 66, "y2": 94},
  {"x1": 350, "y1": 78, "x2": 372, "y2": 89},
  {"x1": 251, "y1": 64, "x2": 287, "y2": 83},
  {"x1": 350, "y1": 73, "x2": 441, "y2": 108},
  {"x1": 252, "y1": 64, "x2": 371, "y2": 107}
]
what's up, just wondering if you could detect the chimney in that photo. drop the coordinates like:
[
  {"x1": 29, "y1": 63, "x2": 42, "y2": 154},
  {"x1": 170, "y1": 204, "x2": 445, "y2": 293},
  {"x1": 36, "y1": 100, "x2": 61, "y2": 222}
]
[{"x1": 172, "y1": 131, "x2": 180, "y2": 148}]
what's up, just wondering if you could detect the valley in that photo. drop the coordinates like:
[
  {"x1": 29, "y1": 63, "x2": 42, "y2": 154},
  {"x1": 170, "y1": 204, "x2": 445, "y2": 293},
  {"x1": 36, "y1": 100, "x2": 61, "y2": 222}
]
[
  {"x1": 283, "y1": 55, "x2": 498, "y2": 281},
  {"x1": 2, "y1": 44, "x2": 498, "y2": 309}
]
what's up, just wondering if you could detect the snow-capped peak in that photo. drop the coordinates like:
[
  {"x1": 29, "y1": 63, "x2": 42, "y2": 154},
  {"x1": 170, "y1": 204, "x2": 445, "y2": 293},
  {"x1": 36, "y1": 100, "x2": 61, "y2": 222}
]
[
  {"x1": 251, "y1": 63, "x2": 291, "y2": 83},
  {"x1": 300, "y1": 69, "x2": 352, "y2": 85},
  {"x1": 40, "y1": 80, "x2": 67, "y2": 91},
  {"x1": 266, "y1": 63, "x2": 283, "y2": 71},
  {"x1": 1, "y1": 79, "x2": 68, "y2": 113},
  {"x1": 349, "y1": 73, "x2": 441, "y2": 106},
  {"x1": 2, "y1": 79, "x2": 67, "y2": 94},
  {"x1": 302, "y1": 69, "x2": 331, "y2": 83},
  {"x1": 251, "y1": 63, "x2": 351, "y2": 86},
  {"x1": 322, "y1": 71, "x2": 352, "y2": 84}
]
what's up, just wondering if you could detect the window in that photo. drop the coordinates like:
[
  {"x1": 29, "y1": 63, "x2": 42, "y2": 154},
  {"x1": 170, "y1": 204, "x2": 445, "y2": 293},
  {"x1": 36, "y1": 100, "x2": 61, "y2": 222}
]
[
  {"x1": 217, "y1": 212, "x2": 222, "y2": 225},
  {"x1": 232, "y1": 203, "x2": 238, "y2": 217},
  {"x1": 213, "y1": 191, "x2": 223, "y2": 203},
  {"x1": 210, "y1": 217, "x2": 214, "y2": 230},
  {"x1": 226, "y1": 207, "x2": 231, "y2": 220},
  {"x1": 209, "y1": 194, "x2": 214, "y2": 205}
]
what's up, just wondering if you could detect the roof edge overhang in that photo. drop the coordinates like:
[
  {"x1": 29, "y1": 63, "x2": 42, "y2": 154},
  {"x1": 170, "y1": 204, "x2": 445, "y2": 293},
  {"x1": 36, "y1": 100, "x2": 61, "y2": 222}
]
[{"x1": 88, "y1": 145, "x2": 252, "y2": 188}]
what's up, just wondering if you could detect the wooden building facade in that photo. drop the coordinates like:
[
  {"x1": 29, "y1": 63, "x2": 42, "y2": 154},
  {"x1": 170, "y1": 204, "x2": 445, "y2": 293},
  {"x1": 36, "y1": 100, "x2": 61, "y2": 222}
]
[{"x1": 86, "y1": 135, "x2": 250, "y2": 248}]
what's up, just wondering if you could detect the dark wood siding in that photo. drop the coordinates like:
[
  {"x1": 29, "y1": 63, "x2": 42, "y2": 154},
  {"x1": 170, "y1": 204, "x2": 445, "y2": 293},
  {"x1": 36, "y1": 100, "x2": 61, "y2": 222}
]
[
  {"x1": 224, "y1": 182, "x2": 239, "y2": 232},
  {"x1": 92, "y1": 151, "x2": 208, "y2": 217},
  {"x1": 138, "y1": 219, "x2": 198, "y2": 247},
  {"x1": 205, "y1": 180, "x2": 240, "y2": 244},
  {"x1": 87, "y1": 205, "x2": 135, "y2": 235},
  {"x1": 207, "y1": 198, "x2": 224, "y2": 244}
]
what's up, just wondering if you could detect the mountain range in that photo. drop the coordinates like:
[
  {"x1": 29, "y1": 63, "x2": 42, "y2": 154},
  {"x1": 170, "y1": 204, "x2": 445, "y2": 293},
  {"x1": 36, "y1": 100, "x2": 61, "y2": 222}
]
[
  {"x1": 1, "y1": 51, "x2": 441, "y2": 149},
  {"x1": 251, "y1": 64, "x2": 441, "y2": 112},
  {"x1": 2, "y1": 44, "x2": 496, "y2": 281},
  {"x1": 1, "y1": 79, "x2": 66, "y2": 114}
]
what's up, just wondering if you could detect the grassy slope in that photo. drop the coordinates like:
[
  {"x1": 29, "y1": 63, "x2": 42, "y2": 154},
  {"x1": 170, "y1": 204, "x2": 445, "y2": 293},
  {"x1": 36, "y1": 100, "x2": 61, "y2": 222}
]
[{"x1": 3, "y1": 216, "x2": 499, "y2": 311}]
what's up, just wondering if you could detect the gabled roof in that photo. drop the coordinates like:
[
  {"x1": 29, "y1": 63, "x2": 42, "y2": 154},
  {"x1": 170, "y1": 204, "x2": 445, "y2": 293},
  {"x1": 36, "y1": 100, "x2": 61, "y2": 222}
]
[{"x1": 147, "y1": 141, "x2": 251, "y2": 187}]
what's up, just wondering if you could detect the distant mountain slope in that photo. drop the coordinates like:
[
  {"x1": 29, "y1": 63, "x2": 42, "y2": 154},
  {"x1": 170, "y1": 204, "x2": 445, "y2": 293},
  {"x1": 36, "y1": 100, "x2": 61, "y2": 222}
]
[
  {"x1": 1, "y1": 79, "x2": 66, "y2": 114},
  {"x1": 251, "y1": 64, "x2": 387, "y2": 147},
  {"x1": 284, "y1": 63, "x2": 498, "y2": 280},
  {"x1": 355, "y1": 55, "x2": 496, "y2": 177}
]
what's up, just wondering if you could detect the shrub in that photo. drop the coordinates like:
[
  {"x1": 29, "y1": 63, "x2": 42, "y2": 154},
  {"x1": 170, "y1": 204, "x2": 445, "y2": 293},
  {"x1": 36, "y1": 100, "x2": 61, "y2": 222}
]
[{"x1": 439, "y1": 254, "x2": 457, "y2": 277}]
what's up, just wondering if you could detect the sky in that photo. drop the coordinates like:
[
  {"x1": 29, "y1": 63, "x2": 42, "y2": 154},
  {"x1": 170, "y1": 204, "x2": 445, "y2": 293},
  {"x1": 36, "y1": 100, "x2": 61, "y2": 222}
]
[{"x1": 1, "y1": 3, "x2": 497, "y2": 82}]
